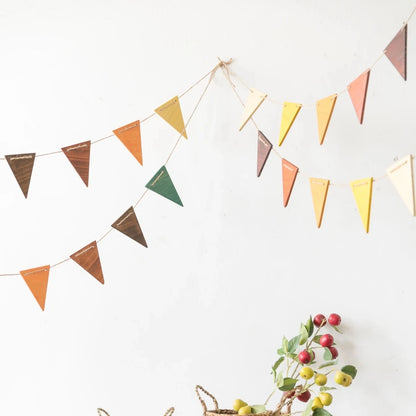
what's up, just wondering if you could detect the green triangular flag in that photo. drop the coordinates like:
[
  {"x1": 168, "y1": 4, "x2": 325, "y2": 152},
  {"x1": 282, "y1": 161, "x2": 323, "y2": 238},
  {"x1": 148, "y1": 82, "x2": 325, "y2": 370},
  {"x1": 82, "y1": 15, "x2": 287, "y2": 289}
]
[{"x1": 145, "y1": 166, "x2": 183, "y2": 206}]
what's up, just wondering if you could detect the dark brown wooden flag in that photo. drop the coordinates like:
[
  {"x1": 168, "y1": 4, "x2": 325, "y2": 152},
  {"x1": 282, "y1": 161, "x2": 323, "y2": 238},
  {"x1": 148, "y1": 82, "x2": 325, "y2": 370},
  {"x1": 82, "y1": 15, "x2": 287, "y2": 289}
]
[
  {"x1": 61, "y1": 140, "x2": 91, "y2": 187},
  {"x1": 5, "y1": 153, "x2": 36, "y2": 198},
  {"x1": 70, "y1": 241, "x2": 104, "y2": 284},
  {"x1": 111, "y1": 206, "x2": 148, "y2": 247}
]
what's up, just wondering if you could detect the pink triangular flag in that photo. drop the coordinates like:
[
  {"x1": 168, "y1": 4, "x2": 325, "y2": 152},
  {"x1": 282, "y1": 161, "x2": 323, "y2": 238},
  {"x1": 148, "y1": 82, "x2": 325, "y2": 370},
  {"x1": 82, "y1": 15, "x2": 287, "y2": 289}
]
[
  {"x1": 347, "y1": 69, "x2": 370, "y2": 124},
  {"x1": 257, "y1": 130, "x2": 273, "y2": 177},
  {"x1": 282, "y1": 159, "x2": 299, "y2": 207},
  {"x1": 385, "y1": 25, "x2": 407, "y2": 80}
]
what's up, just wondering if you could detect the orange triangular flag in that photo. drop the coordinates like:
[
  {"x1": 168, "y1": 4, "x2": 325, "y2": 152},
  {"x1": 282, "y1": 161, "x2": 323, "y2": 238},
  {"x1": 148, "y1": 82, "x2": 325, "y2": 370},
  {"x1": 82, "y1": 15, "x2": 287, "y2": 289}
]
[
  {"x1": 278, "y1": 102, "x2": 302, "y2": 146},
  {"x1": 309, "y1": 178, "x2": 330, "y2": 228},
  {"x1": 155, "y1": 96, "x2": 187, "y2": 139},
  {"x1": 347, "y1": 69, "x2": 370, "y2": 124},
  {"x1": 282, "y1": 159, "x2": 299, "y2": 207},
  {"x1": 385, "y1": 24, "x2": 407, "y2": 80},
  {"x1": 70, "y1": 241, "x2": 104, "y2": 284},
  {"x1": 113, "y1": 120, "x2": 143, "y2": 165},
  {"x1": 239, "y1": 89, "x2": 267, "y2": 131},
  {"x1": 350, "y1": 177, "x2": 373, "y2": 233},
  {"x1": 61, "y1": 140, "x2": 91, "y2": 186},
  {"x1": 5, "y1": 153, "x2": 36, "y2": 198},
  {"x1": 316, "y1": 94, "x2": 337, "y2": 145},
  {"x1": 20, "y1": 265, "x2": 50, "y2": 311}
]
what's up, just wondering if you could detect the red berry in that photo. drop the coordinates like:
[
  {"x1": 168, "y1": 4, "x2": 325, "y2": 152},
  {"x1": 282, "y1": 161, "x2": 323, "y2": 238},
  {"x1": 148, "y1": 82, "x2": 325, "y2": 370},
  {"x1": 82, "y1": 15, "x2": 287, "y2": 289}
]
[
  {"x1": 319, "y1": 334, "x2": 334, "y2": 347},
  {"x1": 328, "y1": 313, "x2": 341, "y2": 326},
  {"x1": 313, "y1": 314, "x2": 326, "y2": 327},
  {"x1": 298, "y1": 350, "x2": 311, "y2": 364},
  {"x1": 297, "y1": 390, "x2": 311, "y2": 402},
  {"x1": 329, "y1": 346, "x2": 338, "y2": 359},
  {"x1": 284, "y1": 390, "x2": 295, "y2": 399}
]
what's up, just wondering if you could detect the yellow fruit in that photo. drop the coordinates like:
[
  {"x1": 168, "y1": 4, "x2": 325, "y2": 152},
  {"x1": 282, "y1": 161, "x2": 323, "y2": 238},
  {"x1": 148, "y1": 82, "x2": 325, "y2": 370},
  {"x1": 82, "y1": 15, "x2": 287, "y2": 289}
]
[
  {"x1": 300, "y1": 366, "x2": 314, "y2": 380},
  {"x1": 343, "y1": 374, "x2": 353, "y2": 386},
  {"x1": 238, "y1": 406, "x2": 252, "y2": 415},
  {"x1": 312, "y1": 397, "x2": 323, "y2": 410},
  {"x1": 319, "y1": 393, "x2": 333, "y2": 406},
  {"x1": 233, "y1": 400, "x2": 248, "y2": 412},
  {"x1": 315, "y1": 373, "x2": 327, "y2": 386},
  {"x1": 334, "y1": 371, "x2": 349, "y2": 386}
]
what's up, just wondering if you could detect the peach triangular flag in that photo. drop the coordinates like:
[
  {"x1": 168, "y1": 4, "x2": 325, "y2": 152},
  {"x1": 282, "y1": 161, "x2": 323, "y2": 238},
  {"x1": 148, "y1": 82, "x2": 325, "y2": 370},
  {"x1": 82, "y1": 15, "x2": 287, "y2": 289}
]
[
  {"x1": 316, "y1": 94, "x2": 337, "y2": 145},
  {"x1": 238, "y1": 89, "x2": 267, "y2": 131},
  {"x1": 113, "y1": 120, "x2": 143, "y2": 165},
  {"x1": 387, "y1": 155, "x2": 415, "y2": 215},
  {"x1": 385, "y1": 24, "x2": 407, "y2": 80},
  {"x1": 282, "y1": 159, "x2": 299, "y2": 207},
  {"x1": 309, "y1": 178, "x2": 330, "y2": 228},
  {"x1": 20, "y1": 265, "x2": 50, "y2": 311},
  {"x1": 347, "y1": 69, "x2": 370, "y2": 124},
  {"x1": 154, "y1": 96, "x2": 188, "y2": 139},
  {"x1": 350, "y1": 177, "x2": 373, "y2": 233},
  {"x1": 278, "y1": 102, "x2": 302, "y2": 146}
]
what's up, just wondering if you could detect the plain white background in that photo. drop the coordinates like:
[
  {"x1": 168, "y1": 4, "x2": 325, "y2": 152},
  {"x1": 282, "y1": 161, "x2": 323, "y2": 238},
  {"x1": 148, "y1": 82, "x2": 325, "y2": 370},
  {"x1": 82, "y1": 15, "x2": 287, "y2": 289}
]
[{"x1": 0, "y1": 0, "x2": 414, "y2": 415}]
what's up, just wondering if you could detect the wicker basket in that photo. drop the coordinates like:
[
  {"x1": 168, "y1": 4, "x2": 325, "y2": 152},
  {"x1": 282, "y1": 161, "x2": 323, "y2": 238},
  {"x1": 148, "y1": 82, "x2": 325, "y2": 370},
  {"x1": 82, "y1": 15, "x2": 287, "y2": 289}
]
[{"x1": 97, "y1": 406, "x2": 175, "y2": 416}]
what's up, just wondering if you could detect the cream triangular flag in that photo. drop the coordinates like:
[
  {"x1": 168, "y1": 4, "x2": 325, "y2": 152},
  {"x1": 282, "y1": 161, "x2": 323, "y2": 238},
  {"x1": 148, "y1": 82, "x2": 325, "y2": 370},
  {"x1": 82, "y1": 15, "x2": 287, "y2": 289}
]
[
  {"x1": 350, "y1": 177, "x2": 373, "y2": 233},
  {"x1": 316, "y1": 94, "x2": 337, "y2": 145},
  {"x1": 155, "y1": 96, "x2": 188, "y2": 139},
  {"x1": 239, "y1": 89, "x2": 267, "y2": 131},
  {"x1": 278, "y1": 102, "x2": 302, "y2": 146},
  {"x1": 387, "y1": 155, "x2": 415, "y2": 215},
  {"x1": 309, "y1": 178, "x2": 330, "y2": 228}
]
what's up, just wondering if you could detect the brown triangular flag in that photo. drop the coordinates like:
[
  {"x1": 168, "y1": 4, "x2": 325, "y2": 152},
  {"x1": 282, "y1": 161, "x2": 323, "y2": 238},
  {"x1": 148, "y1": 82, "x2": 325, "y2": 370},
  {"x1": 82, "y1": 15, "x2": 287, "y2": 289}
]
[
  {"x1": 257, "y1": 130, "x2": 273, "y2": 177},
  {"x1": 385, "y1": 24, "x2": 407, "y2": 80},
  {"x1": 111, "y1": 206, "x2": 148, "y2": 247},
  {"x1": 70, "y1": 241, "x2": 104, "y2": 284},
  {"x1": 61, "y1": 141, "x2": 91, "y2": 186},
  {"x1": 20, "y1": 265, "x2": 50, "y2": 311},
  {"x1": 113, "y1": 120, "x2": 143, "y2": 165},
  {"x1": 5, "y1": 153, "x2": 36, "y2": 198}
]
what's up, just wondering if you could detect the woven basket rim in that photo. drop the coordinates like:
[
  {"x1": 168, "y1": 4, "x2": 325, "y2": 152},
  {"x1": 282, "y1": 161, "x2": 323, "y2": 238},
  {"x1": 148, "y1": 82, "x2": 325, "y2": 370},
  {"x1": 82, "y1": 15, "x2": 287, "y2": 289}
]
[{"x1": 206, "y1": 410, "x2": 273, "y2": 416}]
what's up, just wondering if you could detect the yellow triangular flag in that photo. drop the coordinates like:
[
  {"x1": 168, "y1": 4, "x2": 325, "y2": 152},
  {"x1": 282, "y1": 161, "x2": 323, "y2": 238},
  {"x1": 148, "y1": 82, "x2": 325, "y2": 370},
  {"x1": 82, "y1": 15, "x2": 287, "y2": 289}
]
[
  {"x1": 387, "y1": 155, "x2": 415, "y2": 216},
  {"x1": 316, "y1": 94, "x2": 337, "y2": 145},
  {"x1": 309, "y1": 178, "x2": 330, "y2": 228},
  {"x1": 350, "y1": 177, "x2": 373, "y2": 233},
  {"x1": 155, "y1": 96, "x2": 187, "y2": 139},
  {"x1": 239, "y1": 89, "x2": 267, "y2": 131},
  {"x1": 278, "y1": 102, "x2": 302, "y2": 146}
]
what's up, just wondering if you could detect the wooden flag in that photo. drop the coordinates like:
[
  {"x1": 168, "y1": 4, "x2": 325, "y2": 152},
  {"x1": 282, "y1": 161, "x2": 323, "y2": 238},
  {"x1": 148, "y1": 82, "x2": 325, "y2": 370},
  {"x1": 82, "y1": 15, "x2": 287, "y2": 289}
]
[
  {"x1": 20, "y1": 265, "x2": 50, "y2": 311},
  {"x1": 309, "y1": 178, "x2": 330, "y2": 228},
  {"x1": 278, "y1": 102, "x2": 302, "y2": 146},
  {"x1": 316, "y1": 94, "x2": 337, "y2": 145},
  {"x1": 387, "y1": 155, "x2": 415, "y2": 215},
  {"x1": 347, "y1": 69, "x2": 370, "y2": 124},
  {"x1": 146, "y1": 166, "x2": 183, "y2": 206},
  {"x1": 350, "y1": 177, "x2": 373, "y2": 233},
  {"x1": 257, "y1": 130, "x2": 273, "y2": 177},
  {"x1": 5, "y1": 153, "x2": 36, "y2": 198},
  {"x1": 113, "y1": 120, "x2": 143, "y2": 165},
  {"x1": 112, "y1": 206, "x2": 148, "y2": 247},
  {"x1": 70, "y1": 241, "x2": 104, "y2": 284},
  {"x1": 239, "y1": 89, "x2": 267, "y2": 131},
  {"x1": 282, "y1": 159, "x2": 299, "y2": 207},
  {"x1": 61, "y1": 140, "x2": 91, "y2": 186},
  {"x1": 155, "y1": 96, "x2": 188, "y2": 139},
  {"x1": 385, "y1": 24, "x2": 407, "y2": 80}
]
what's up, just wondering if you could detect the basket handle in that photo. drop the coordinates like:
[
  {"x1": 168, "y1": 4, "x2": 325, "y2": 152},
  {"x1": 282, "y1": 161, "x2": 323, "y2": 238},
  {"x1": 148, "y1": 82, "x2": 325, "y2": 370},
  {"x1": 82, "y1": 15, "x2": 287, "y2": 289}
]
[
  {"x1": 195, "y1": 385, "x2": 219, "y2": 413},
  {"x1": 97, "y1": 409, "x2": 110, "y2": 416},
  {"x1": 164, "y1": 407, "x2": 175, "y2": 416}
]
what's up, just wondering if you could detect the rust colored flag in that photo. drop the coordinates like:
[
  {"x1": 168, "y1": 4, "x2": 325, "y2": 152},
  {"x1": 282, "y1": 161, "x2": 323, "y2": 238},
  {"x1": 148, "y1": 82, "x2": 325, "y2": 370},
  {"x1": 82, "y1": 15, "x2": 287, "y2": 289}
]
[
  {"x1": 20, "y1": 265, "x2": 50, "y2": 311},
  {"x1": 70, "y1": 241, "x2": 104, "y2": 284},
  {"x1": 113, "y1": 120, "x2": 143, "y2": 165},
  {"x1": 282, "y1": 159, "x2": 299, "y2": 207},
  {"x1": 61, "y1": 140, "x2": 91, "y2": 186}
]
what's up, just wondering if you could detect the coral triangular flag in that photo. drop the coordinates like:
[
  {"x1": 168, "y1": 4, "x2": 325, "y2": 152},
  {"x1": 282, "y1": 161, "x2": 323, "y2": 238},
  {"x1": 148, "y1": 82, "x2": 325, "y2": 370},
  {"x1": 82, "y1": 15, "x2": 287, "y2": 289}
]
[
  {"x1": 350, "y1": 177, "x2": 373, "y2": 233},
  {"x1": 257, "y1": 130, "x2": 273, "y2": 177},
  {"x1": 387, "y1": 155, "x2": 415, "y2": 215},
  {"x1": 278, "y1": 102, "x2": 302, "y2": 146},
  {"x1": 20, "y1": 265, "x2": 50, "y2": 311},
  {"x1": 70, "y1": 241, "x2": 104, "y2": 284},
  {"x1": 282, "y1": 159, "x2": 299, "y2": 207},
  {"x1": 155, "y1": 96, "x2": 188, "y2": 139},
  {"x1": 113, "y1": 120, "x2": 143, "y2": 165},
  {"x1": 145, "y1": 166, "x2": 183, "y2": 206},
  {"x1": 385, "y1": 24, "x2": 407, "y2": 80},
  {"x1": 316, "y1": 94, "x2": 337, "y2": 145},
  {"x1": 309, "y1": 178, "x2": 330, "y2": 228},
  {"x1": 61, "y1": 140, "x2": 91, "y2": 186},
  {"x1": 239, "y1": 89, "x2": 267, "y2": 131},
  {"x1": 111, "y1": 206, "x2": 148, "y2": 247},
  {"x1": 5, "y1": 153, "x2": 36, "y2": 198},
  {"x1": 347, "y1": 69, "x2": 370, "y2": 124}
]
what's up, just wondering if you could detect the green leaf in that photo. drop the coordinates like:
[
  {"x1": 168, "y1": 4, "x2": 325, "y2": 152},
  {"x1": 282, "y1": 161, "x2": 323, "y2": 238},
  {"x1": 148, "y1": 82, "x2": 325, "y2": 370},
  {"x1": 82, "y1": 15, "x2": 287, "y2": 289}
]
[
  {"x1": 282, "y1": 337, "x2": 289, "y2": 354},
  {"x1": 333, "y1": 326, "x2": 343, "y2": 334},
  {"x1": 323, "y1": 347, "x2": 333, "y2": 360},
  {"x1": 318, "y1": 360, "x2": 338, "y2": 369},
  {"x1": 288, "y1": 335, "x2": 300, "y2": 353},
  {"x1": 301, "y1": 399, "x2": 313, "y2": 416},
  {"x1": 251, "y1": 405, "x2": 266, "y2": 414},
  {"x1": 276, "y1": 371, "x2": 284, "y2": 387},
  {"x1": 312, "y1": 335, "x2": 322, "y2": 344},
  {"x1": 341, "y1": 365, "x2": 358, "y2": 379},
  {"x1": 320, "y1": 386, "x2": 337, "y2": 392},
  {"x1": 272, "y1": 357, "x2": 285, "y2": 371},
  {"x1": 277, "y1": 348, "x2": 285, "y2": 355},
  {"x1": 312, "y1": 408, "x2": 332, "y2": 416},
  {"x1": 299, "y1": 325, "x2": 309, "y2": 345},
  {"x1": 278, "y1": 377, "x2": 298, "y2": 391},
  {"x1": 305, "y1": 316, "x2": 314, "y2": 337},
  {"x1": 288, "y1": 353, "x2": 299, "y2": 360}
]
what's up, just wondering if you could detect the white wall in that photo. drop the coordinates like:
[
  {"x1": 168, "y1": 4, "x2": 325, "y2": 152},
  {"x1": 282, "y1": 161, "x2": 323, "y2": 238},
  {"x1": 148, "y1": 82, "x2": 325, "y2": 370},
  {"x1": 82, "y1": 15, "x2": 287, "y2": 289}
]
[{"x1": 0, "y1": 0, "x2": 414, "y2": 415}]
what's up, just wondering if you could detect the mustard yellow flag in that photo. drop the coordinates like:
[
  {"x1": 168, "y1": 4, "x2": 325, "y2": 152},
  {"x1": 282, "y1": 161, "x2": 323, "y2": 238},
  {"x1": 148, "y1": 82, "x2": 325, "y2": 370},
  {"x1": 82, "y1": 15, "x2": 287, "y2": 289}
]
[
  {"x1": 350, "y1": 177, "x2": 373, "y2": 233},
  {"x1": 278, "y1": 102, "x2": 302, "y2": 146},
  {"x1": 155, "y1": 96, "x2": 188, "y2": 139}
]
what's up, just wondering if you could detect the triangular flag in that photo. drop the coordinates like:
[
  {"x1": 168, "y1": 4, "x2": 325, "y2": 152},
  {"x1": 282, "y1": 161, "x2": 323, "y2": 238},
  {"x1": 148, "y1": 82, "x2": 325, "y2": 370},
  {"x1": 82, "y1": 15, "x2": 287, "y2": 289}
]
[
  {"x1": 238, "y1": 89, "x2": 267, "y2": 131},
  {"x1": 113, "y1": 120, "x2": 143, "y2": 165},
  {"x1": 145, "y1": 166, "x2": 183, "y2": 206},
  {"x1": 309, "y1": 178, "x2": 330, "y2": 228},
  {"x1": 347, "y1": 69, "x2": 370, "y2": 124},
  {"x1": 5, "y1": 153, "x2": 36, "y2": 198},
  {"x1": 20, "y1": 265, "x2": 50, "y2": 311},
  {"x1": 387, "y1": 155, "x2": 415, "y2": 215},
  {"x1": 282, "y1": 159, "x2": 299, "y2": 207},
  {"x1": 278, "y1": 102, "x2": 302, "y2": 146},
  {"x1": 385, "y1": 24, "x2": 407, "y2": 80},
  {"x1": 61, "y1": 140, "x2": 91, "y2": 186},
  {"x1": 257, "y1": 130, "x2": 273, "y2": 177},
  {"x1": 350, "y1": 177, "x2": 373, "y2": 233},
  {"x1": 111, "y1": 206, "x2": 148, "y2": 247},
  {"x1": 70, "y1": 241, "x2": 104, "y2": 284},
  {"x1": 155, "y1": 96, "x2": 188, "y2": 139},
  {"x1": 316, "y1": 94, "x2": 337, "y2": 145}
]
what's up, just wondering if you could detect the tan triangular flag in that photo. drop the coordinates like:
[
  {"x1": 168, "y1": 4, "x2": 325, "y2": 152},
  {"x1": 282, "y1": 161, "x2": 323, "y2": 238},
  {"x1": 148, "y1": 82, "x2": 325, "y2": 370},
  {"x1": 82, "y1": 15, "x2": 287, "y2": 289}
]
[
  {"x1": 20, "y1": 265, "x2": 50, "y2": 311},
  {"x1": 155, "y1": 96, "x2": 187, "y2": 139},
  {"x1": 350, "y1": 177, "x2": 373, "y2": 233},
  {"x1": 309, "y1": 178, "x2": 330, "y2": 228},
  {"x1": 113, "y1": 120, "x2": 143, "y2": 165},
  {"x1": 278, "y1": 102, "x2": 302, "y2": 146},
  {"x1": 387, "y1": 155, "x2": 415, "y2": 215},
  {"x1": 238, "y1": 89, "x2": 267, "y2": 131},
  {"x1": 316, "y1": 94, "x2": 337, "y2": 145}
]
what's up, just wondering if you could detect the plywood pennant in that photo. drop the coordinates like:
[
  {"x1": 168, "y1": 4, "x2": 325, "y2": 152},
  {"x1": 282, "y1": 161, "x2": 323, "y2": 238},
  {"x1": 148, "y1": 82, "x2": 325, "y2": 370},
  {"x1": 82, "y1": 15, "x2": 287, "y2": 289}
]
[
  {"x1": 70, "y1": 241, "x2": 104, "y2": 284},
  {"x1": 112, "y1": 206, "x2": 148, "y2": 247},
  {"x1": 385, "y1": 24, "x2": 407, "y2": 80},
  {"x1": 309, "y1": 178, "x2": 330, "y2": 228},
  {"x1": 155, "y1": 96, "x2": 188, "y2": 139},
  {"x1": 5, "y1": 153, "x2": 36, "y2": 198},
  {"x1": 145, "y1": 166, "x2": 183, "y2": 206},
  {"x1": 387, "y1": 155, "x2": 415, "y2": 215},
  {"x1": 316, "y1": 94, "x2": 337, "y2": 145},
  {"x1": 61, "y1": 140, "x2": 91, "y2": 186},
  {"x1": 239, "y1": 89, "x2": 267, "y2": 131},
  {"x1": 278, "y1": 102, "x2": 302, "y2": 146},
  {"x1": 350, "y1": 177, "x2": 373, "y2": 233},
  {"x1": 347, "y1": 69, "x2": 370, "y2": 124},
  {"x1": 20, "y1": 265, "x2": 50, "y2": 311},
  {"x1": 282, "y1": 159, "x2": 299, "y2": 207},
  {"x1": 257, "y1": 130, "x2": 273, "y2": 177},
  {"x1": 113, "y1": 120, "x2": 143, "y2": 165}
]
